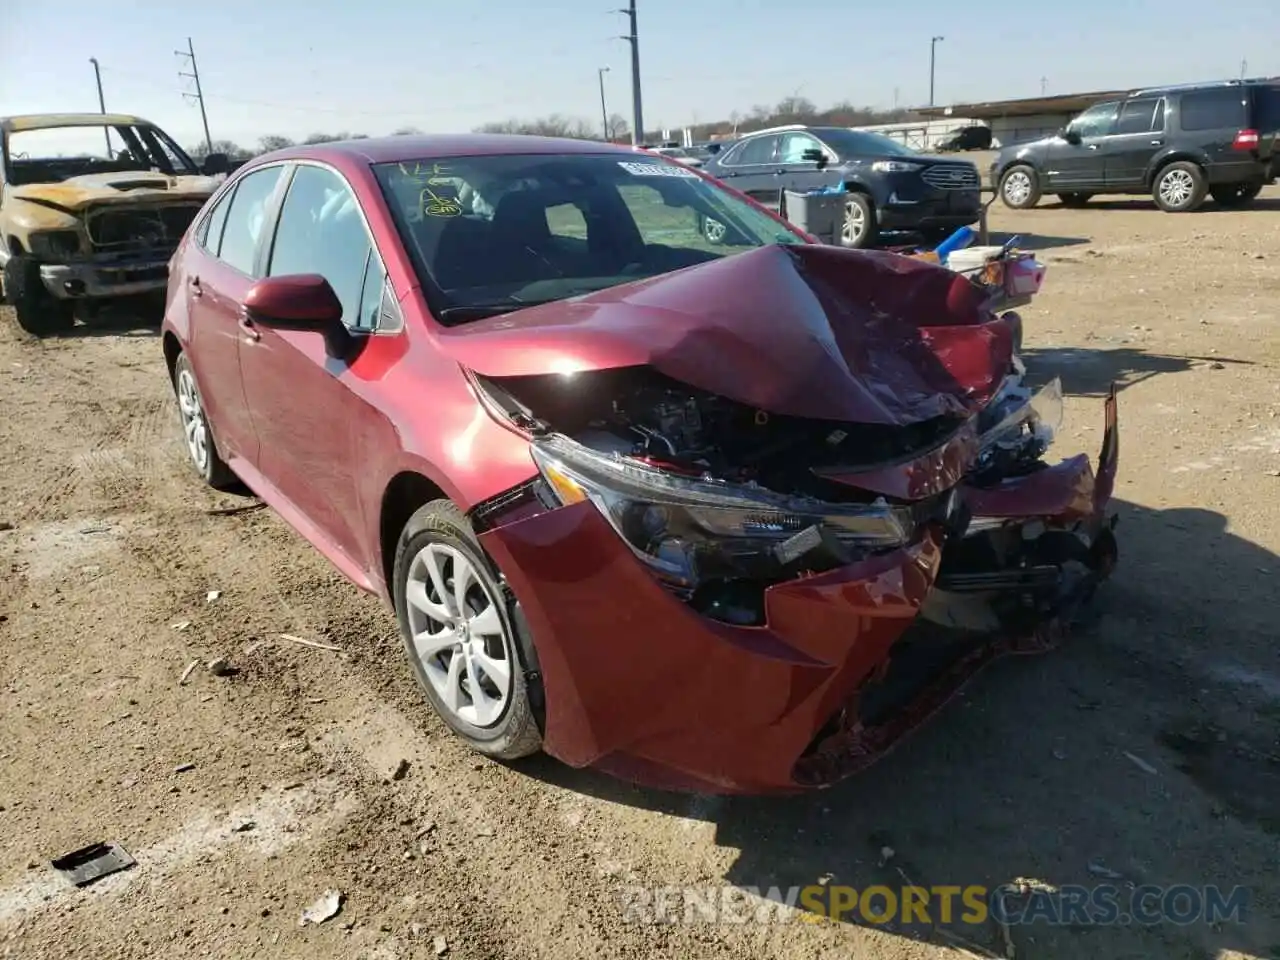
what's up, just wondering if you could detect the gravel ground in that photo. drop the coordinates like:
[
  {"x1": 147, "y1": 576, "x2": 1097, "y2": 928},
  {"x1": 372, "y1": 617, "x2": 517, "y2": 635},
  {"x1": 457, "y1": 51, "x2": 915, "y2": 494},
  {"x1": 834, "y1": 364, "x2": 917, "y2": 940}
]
[{"x1": 1, "y1": 189, "x2": 1278, "y2": 960}]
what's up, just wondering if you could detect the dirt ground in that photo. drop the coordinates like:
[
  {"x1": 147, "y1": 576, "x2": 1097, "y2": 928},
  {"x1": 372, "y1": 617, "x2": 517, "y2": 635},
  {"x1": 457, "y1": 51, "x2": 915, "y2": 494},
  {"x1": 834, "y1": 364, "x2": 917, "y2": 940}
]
[{"x1": 2, "y1": 189, "x2": 1279, "y2": 960}]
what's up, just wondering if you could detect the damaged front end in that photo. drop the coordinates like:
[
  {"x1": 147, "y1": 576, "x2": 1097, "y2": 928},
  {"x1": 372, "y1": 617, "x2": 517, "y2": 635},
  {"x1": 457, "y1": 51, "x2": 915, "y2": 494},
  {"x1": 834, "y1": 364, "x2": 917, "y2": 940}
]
[
  {"x1": 24, "y1": 201, "x2": 205, "y2": 301},
  {"x1": 453, "y1": 245, "x2": 1118, "y2": 793}
]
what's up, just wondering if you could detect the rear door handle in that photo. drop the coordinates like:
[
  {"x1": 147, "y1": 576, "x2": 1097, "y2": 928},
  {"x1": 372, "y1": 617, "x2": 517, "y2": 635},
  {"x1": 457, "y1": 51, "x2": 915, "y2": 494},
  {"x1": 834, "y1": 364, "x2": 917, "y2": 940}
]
[
  {"x1": 1150, "y1": 139, "x2": 1164, "y2": 145},
  {"x1": 188, "y1": 276, "x2": 202, "y2": 298},
  {"x1": 1087, "y1": 144, "x2": 1100, "y2": 150}
]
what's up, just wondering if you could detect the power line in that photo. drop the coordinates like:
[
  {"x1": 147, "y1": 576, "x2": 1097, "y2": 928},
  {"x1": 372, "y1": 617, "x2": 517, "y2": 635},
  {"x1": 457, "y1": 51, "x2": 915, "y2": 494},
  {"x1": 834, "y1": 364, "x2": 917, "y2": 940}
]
[{"x1": 175, "y1": 38, "x2": 213, "y2": 154}]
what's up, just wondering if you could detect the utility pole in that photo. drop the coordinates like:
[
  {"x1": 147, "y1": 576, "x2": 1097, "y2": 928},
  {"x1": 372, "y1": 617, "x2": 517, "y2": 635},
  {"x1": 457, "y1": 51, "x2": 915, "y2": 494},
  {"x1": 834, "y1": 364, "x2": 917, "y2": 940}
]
[
  {"x1": 929, "y1": 35, "x2": 945, "y2": 107},
  {"x1": 617, "y1": 0, "x2": 643, "y2": 145},
  {"x1": 598, "y1": 67, "x2": 611, "y2": 140},
  {"x1": 1041, "y1": 76, "x2": 1048, "y2": 96},
  {"x1": 176, "y1": 37, "x2": 213, "y2": 156},
  {"x1": 89, "y1": 58, "x2": 111, "y2": 158}
]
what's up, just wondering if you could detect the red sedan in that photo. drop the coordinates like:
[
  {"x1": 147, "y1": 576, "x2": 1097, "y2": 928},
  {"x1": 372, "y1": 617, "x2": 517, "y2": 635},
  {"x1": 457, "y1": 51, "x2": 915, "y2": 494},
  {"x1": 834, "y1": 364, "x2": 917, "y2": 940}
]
[{"x1": 161, "y1": 134, "x2": 1119, "y2": 794}]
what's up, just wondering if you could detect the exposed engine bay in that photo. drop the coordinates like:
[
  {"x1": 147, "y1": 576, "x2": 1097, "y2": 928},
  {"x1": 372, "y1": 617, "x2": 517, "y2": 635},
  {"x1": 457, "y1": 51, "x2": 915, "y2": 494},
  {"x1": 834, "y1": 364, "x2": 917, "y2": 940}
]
[
  {"x1": 471, "y1": 355, "x2": 1077, "y2": 629},
  {"x1": 473, "y1": 366, "x2": 976, "y2": 502}
]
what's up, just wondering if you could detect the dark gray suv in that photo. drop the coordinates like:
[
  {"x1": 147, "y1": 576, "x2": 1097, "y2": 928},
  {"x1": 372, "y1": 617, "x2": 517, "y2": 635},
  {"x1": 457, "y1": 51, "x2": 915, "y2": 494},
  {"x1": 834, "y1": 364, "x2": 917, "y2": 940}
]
[
  {"x1": 700, "y1": 125, "x2": 981, "y2": 248},
  {"x1": 993, "y1": 80, "x2": 1280, "y2": 212}
]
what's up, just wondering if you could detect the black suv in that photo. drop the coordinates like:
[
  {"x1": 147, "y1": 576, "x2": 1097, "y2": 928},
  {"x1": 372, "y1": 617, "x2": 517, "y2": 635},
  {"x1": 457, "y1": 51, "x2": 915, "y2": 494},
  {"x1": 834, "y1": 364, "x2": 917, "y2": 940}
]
[
  {"x1": 993, "y1": 80, "x2": 1280, "y2": 212},
  {"x1": 700, "y1": 125, "x2": 982, "y2": 248}
]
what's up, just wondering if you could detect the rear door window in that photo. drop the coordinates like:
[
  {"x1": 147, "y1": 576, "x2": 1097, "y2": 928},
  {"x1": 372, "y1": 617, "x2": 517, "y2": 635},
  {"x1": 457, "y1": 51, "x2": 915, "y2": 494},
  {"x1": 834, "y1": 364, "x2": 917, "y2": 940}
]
[
  {"x1": 1114, "y1": 98, "x2": 1164, "y2": 135},
  {"x1": 731, "y1": 135, "x2": 780, "y2": 166},
  {"x1": 218, "y1": 165, "x2": 285, "y2": 276},
  {"x1": 1179, "y1": 88, "x2": 1248, "y2": 131}
]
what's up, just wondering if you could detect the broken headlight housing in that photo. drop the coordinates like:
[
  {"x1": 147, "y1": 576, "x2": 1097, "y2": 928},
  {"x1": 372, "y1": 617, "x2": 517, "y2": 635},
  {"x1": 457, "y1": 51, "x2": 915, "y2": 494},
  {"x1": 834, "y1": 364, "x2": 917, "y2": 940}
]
[
  {"x1": 973, "y1": 375, "x2": 1063, "y2": 477},
  {"x1": 529, "y1": 433, "x2": 917, "y2": 593}
]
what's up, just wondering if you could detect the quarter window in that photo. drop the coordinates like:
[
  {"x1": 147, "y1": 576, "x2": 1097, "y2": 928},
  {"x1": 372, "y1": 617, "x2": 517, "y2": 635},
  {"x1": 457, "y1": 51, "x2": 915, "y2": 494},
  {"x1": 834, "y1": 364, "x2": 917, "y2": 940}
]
[
  {"x1": 1179, "y1": 89, "x2": 1248, "y2": 131},
  {"x1": 218, "y1": 165, "x2": 284, "y2": 276},
  {"x1": 197, "y1": 186, "x2": 234, "y2": 254},
  {"x1": 268, "y1": 164, "x2": 377, "y2": 328}
]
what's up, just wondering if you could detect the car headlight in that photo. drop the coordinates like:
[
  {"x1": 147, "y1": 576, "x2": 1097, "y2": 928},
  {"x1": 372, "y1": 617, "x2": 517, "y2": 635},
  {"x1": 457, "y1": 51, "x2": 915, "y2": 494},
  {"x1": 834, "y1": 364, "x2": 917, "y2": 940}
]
[
  {"x1": 872, "y1": 160, "x2": 923, "y2": 173},
  {"x1": 978, "y1": 376, "x2": 1063, "y2": 456},
  {"x1": 27, "y1": 230, "x2": 82, "y2": 260},
  {"x1": 529, "y1": 433, "x2": 916, "y2": 589}
]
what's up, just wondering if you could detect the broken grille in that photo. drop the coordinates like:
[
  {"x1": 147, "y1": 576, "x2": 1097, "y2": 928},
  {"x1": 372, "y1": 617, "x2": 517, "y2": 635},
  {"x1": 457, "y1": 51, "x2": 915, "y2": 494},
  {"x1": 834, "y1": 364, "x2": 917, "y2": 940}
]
[
  {"x1": 921, "y1": 165, "x2": 980, "y2": 190},
  {"x1": 86, "y1": 204, "x2": 203, "y2": 255}
]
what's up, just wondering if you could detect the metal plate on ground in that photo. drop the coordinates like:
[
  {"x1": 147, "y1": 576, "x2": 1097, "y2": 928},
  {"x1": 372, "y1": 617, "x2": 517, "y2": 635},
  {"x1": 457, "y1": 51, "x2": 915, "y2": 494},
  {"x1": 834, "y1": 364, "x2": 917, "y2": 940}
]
[{"x1": 50, "y1": 841, "x2": 136, "y2": 887}]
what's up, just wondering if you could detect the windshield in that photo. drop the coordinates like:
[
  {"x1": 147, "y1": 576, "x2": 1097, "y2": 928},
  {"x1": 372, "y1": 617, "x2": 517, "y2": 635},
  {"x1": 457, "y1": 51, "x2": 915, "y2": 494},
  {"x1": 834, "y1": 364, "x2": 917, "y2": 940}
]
[
  {"x1": 5, "y1": 123, "x2": 200, "y2": 186},
  {"x1": 373, "y1": 152, "x2": 806, "y2": 324},
  {"x1": 813, "y1": 129, "x2": 919, "y2": 159}
]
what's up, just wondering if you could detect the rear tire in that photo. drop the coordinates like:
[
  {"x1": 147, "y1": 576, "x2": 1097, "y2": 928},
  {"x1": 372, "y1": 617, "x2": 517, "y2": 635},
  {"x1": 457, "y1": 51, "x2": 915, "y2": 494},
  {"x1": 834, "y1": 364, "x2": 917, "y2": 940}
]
[
  {"x1": 1210, "y1": 182, "x2": 1263, "y2": 206},
  {"x1": 1058, "y1": 192, "x2": 1093, "y2": 207},
  {"x1": 1152, "y1": 162, "x2": 1207, "y2": 212},
  {"x1": 3, "y1": 254, "x2": 74, "y2": 337},
  {"x1": 172, "y1": 352, "x2": 238, "y2": 490},
  {"x1": 393, "y1": 499, "x2": 543, "y2": 761},
  {"x1": 999, "y1": 165, "x2": 1042, "y2": 209},
  {"x1": 839, "y1": 192, "x2": 878, "y2": 249}
]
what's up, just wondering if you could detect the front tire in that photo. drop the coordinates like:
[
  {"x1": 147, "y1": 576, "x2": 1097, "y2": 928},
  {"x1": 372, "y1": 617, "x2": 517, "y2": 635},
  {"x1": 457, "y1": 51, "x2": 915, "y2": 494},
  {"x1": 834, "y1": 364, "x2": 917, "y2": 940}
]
[
  {"x1": 3, "y1": 254, "x2": 74, "y2": 337},
  {"x1": 172, "y1": 352, "x2": 237, "y2": 489},
  {"x1": 393, "y1": 500, "x2": 543, "y2": 761},
  {"x1": 1152, "y1": 162, "x2": 1207, "y2": 212},
  {"x1": 999, "y1": 165, "x2": 1042, "y2": 209},
  {"x1": 1210, "y1": 182, "x2": 1263, "y2": 207},
  {"x1": 839, "y1": 192, "x2": 878, "y2": 249}
]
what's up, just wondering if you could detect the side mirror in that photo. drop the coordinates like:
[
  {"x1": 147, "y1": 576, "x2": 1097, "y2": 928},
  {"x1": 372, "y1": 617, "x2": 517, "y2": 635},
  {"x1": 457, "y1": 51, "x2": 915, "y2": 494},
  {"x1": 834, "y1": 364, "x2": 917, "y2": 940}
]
[
  {"x1": 201, "y1": 152, "x2": 230, "y2": 176},
  {"x1": 244, "y1": 274, "x2": 361, "y2": 357},
  {"x1": 245, "y1": 274, "x2": 343, "y2": 329},
  {"x1": 1062, "y1": 129, "x2": 1082, "y2": 145},
  {"x1": 800, "y1": 147, "x2": 829, "y2": 169}
]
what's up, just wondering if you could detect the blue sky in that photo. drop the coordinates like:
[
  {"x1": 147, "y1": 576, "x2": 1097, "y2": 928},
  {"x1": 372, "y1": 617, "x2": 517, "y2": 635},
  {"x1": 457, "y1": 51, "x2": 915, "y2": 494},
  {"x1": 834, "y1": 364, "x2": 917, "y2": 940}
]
[{"x1": 3, "y1": 0, "x2": 1277, "y2": 152}]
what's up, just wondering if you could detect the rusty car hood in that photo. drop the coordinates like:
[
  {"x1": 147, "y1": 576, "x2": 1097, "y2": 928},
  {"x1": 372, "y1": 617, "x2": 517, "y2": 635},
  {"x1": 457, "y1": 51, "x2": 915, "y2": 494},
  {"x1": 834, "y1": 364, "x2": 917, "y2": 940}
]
[
  {"x1": 9, "y1": 172, "x2": 219, "y2": 213},
  {"x1": 437, "y1": 244, "x2": 1016, "y2": 426}
]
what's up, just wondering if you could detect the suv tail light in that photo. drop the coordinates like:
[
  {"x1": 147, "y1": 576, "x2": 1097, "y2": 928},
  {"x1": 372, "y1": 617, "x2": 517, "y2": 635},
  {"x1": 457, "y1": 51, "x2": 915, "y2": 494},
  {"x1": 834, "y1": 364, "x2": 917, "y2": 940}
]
[{"x1": 1232, "y1": 129, "x2": 1260, "y2": 150}]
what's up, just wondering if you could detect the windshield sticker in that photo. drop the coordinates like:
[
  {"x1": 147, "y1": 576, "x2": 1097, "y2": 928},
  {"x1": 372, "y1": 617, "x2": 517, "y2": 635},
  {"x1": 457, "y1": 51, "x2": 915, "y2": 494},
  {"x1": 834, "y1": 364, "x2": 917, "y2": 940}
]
[
  {"x1": 421, "y1": 187, "x2": 462, "y2": 218},
  {"x1": 617, "y1": 160, "x2": 698, "y2": 179},
  {"x1": 398, "y1": 161, "x2": 454, "y2": 185}
]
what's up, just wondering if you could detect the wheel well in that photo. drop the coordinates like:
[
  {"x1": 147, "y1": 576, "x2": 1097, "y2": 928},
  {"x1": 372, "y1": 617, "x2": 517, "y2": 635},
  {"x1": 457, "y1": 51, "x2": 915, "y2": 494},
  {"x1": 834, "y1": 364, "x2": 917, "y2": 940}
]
[
  {"x1": 379, "y1": 471, "x2": 447, "y2": 596},
  {"x1": 6, "y1": 236, "x2": 24, "y2": 257},
  {"x1": 842, "y1": 182, "x2": 872, "y2": 195},
  {"x1": 162, "y1": 331, "x2": 182, "y2": 381},
  {"x1": 1147, "y1": 154, "x2": 1204, "y2": 188}
]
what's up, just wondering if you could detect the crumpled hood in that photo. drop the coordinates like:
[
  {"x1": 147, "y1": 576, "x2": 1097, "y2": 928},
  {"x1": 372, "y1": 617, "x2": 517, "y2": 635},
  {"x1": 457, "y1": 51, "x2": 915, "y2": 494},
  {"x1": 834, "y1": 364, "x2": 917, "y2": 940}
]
[
  {"x1": 10, "y1": 172, "x2": 219, "y2": 213},
  {"x1": 437, "y1": 244, "x2": 1015, "y2": 426}
]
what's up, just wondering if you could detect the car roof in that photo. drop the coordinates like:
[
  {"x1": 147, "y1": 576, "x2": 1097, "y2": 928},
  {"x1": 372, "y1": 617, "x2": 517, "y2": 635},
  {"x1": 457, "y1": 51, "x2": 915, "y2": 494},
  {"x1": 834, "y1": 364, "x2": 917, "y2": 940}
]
[
  {"x1": 262, "y1": 133, "x2": 642, "y2": 166},
  {"x1": 1128, "y1": 78, "x2": 1277, "y2": 98},
  {"x1": 1, "y1": 113, "x2": 151, "y2": 133}
]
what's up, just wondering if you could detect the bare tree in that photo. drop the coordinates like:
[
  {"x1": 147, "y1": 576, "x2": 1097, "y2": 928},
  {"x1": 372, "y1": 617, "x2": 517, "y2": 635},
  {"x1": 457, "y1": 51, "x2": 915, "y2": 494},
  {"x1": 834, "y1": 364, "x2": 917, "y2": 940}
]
[
  {"x1": 474, "y1": 114, "x2": 597, "y2": 140},
  {"x1": 391, "y1": 126, "x2": 423, "y2": 136},
  {"x1": 258, "y1": 134, "x2": 295, "y2": 153}
]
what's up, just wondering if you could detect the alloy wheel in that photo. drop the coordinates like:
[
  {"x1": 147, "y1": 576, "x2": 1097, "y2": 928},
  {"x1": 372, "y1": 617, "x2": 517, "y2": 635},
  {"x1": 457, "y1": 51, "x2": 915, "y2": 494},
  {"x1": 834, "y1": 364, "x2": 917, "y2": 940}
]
[
  {"x1": 176, "y1": 368, "x2": 209, "y2": 473},
  {"x1": 1159, "y1": 169, "x2": 1195, "y2": 208},
  {"x1": 841, "y1": 199, "x2": 866, "y2": 245},
  {"x1": 1003, "y1": 170, "x2": 1032, "y2": 206},
  {"x1": 404, "y1": 543, "x2": 513, "y2": 729}
]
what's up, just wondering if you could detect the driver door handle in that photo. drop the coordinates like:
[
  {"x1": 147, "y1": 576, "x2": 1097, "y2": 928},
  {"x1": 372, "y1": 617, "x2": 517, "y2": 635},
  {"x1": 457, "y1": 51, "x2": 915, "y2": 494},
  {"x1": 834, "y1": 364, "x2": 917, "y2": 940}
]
[
  {"x1": 238, "y1": 309, "x2": 260, "y2": 342},
  {"x1": 1087, "y1": 144, "x2": 1100, "y2": 150},
  {"x1": 188, "y1": 276, "x2": 203, "y2": 298},
  {"x1": 1150, "y1": 139, "x2": 1164, "y2": 145}
]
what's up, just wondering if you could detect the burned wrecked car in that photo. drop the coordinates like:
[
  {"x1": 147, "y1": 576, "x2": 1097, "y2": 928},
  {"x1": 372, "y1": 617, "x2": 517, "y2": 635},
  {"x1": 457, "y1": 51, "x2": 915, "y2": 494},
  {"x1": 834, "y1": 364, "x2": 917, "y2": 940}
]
[
  {"x1": 0, "y1": 113, "x2": 227, "y2": 335},
  {"x1": 162, "y1": 135, "x2": 1118, "y2": 794}
]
